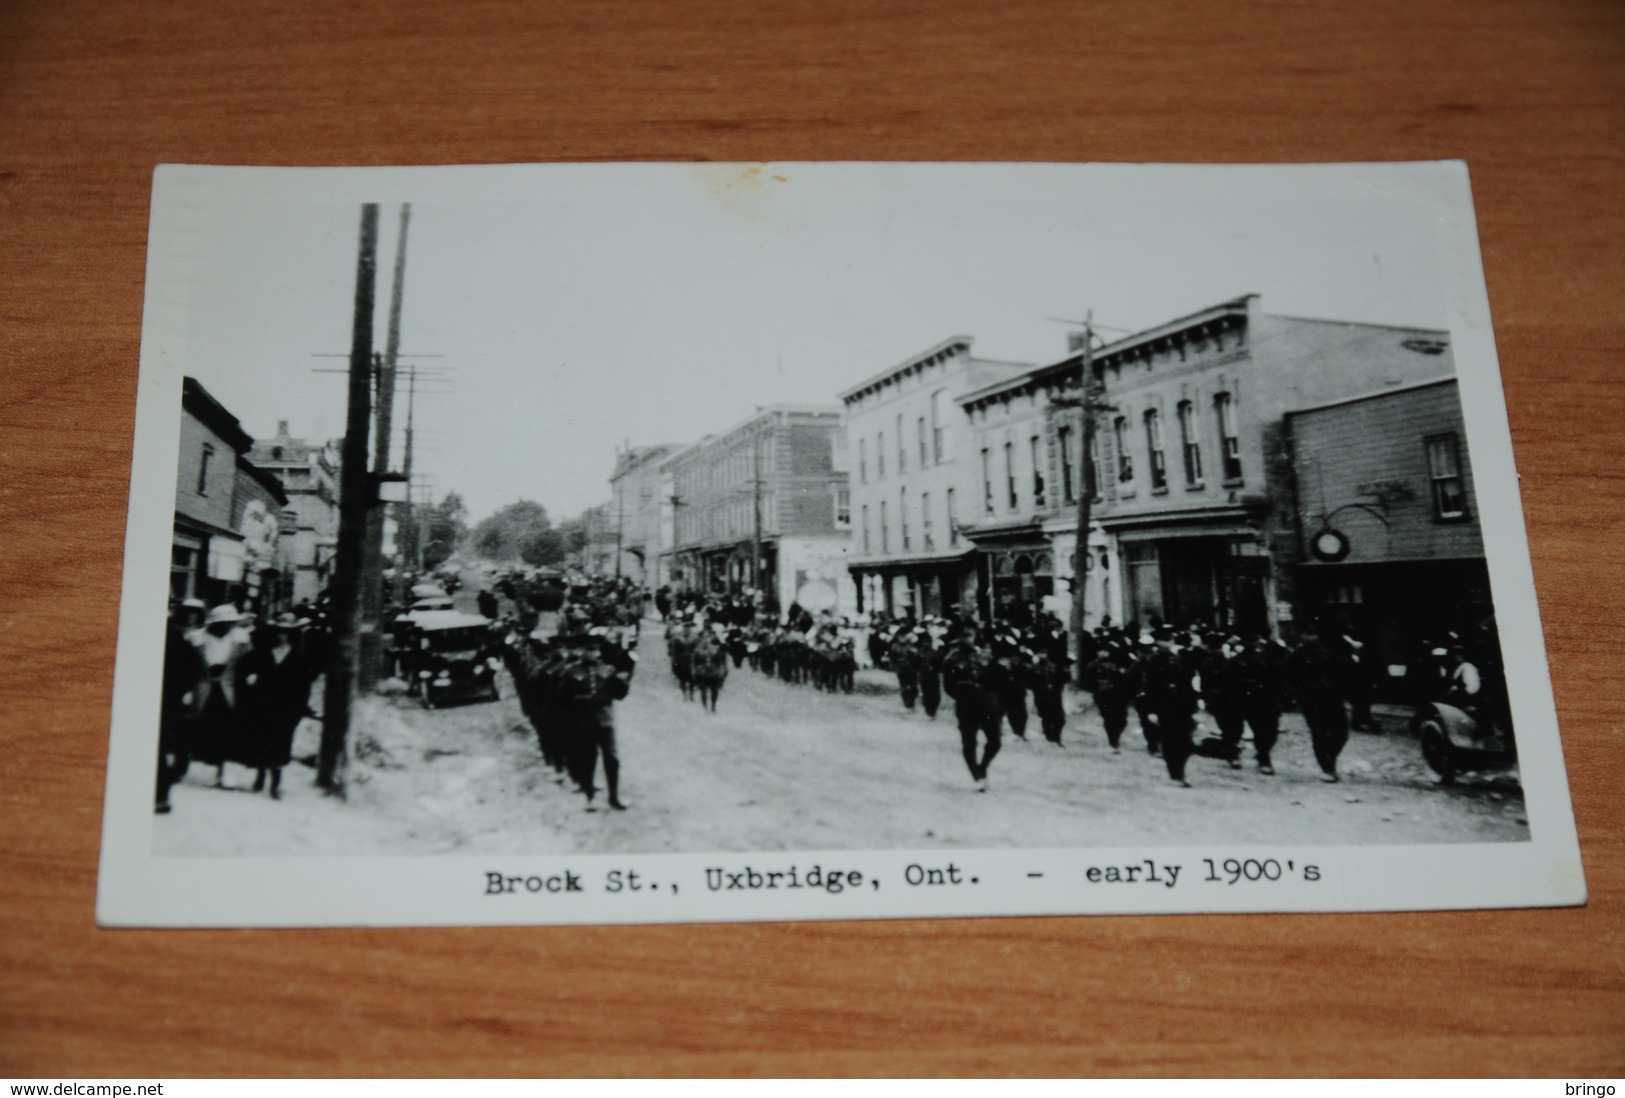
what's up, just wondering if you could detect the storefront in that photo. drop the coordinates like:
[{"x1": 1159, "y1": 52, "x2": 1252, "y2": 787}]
[{"x1": 1105, "y1": 511, "x2": 1276, "y2": 635}]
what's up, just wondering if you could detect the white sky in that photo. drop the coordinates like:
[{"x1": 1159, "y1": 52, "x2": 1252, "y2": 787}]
[{"x1": 172, "y1": 162, "x2": 1457, "y2": 523}]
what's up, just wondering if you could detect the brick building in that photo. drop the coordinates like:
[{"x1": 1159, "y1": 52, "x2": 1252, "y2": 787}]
[
  {"x1": 172, "y1": 377, "x2": 288, "y2": 611},
  {"x1": 608, "y1": 443, "x2": 680, "y2": 587},
  {"x1": 667, "y1": 405, "x2": 854, "y2": 617},
  {"x1": 248, "y1": 420, "x2": 340, "y2": 605},
  {"x1": 1286, "y1": 376, "x2": 1489, "y2": 670},
  {"x1": 838, "y1": 337, "x2": 1031, "y2": 618},
  {"x1": 958, "y1": 295, "x2": 1457, "y2": 634}
]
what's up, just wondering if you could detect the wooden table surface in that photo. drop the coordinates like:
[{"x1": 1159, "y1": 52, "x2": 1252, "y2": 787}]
[{"x1": 3, "y1": 0, "x2": 1622, "y2": 1078}]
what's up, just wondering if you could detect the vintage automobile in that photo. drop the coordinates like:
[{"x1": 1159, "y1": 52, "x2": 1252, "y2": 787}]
[
  {"x1": 1415, "y1": 699, "x2": 1516, "y2": 785},
  {"x1": 406, "y1": 610, "x2": 502, "y2": 708}
]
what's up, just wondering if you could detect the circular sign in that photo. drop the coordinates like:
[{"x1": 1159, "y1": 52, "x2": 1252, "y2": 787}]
[{"x1": 1310, "y1": 527, "x2": 1351, "y2": 563}]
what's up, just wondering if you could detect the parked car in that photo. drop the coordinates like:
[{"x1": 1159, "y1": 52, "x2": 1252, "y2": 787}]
[{"x1": 405, "y1": 610, "x2": 502, "y2": 708}]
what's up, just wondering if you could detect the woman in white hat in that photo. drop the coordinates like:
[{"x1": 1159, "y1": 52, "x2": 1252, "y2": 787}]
[{"x1": 192, "y1": 604, "x2": 253, "y2": 787}]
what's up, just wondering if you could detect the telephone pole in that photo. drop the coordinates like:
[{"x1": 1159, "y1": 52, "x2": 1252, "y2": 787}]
[
  {"x1": 359, "y1": 204, "x2": 410, "y2": 691},
  {"x1": 318, "y1": 202, "x2": 379, "y2": 794},
  {"x1": 1051, "y1": 313, "x2": 1108, "y2": 685}
]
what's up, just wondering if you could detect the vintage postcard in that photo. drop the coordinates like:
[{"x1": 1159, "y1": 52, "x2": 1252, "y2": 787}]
[{"x1": 97, "y1": 161, "x2": 1583, "y2": 926}]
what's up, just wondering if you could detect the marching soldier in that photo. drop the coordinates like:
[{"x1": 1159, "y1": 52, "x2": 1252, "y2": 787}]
[
  {"x1": 993, "y1": 630, "x2": 1030, "y2": 740},
  {"x1": 940, "y1": 624, "x2": 1007, "y2": 792},
  {"x1": 691, "y1": 624, "x2": 729, "y2": 712},
  {"x1": 555, "y1": 623, "x2": 634, "y2": 811},
  {"x1": 913, "y1": 625, "x2": 943, "y2": 719},
  {"x1": 1130, "y1": 631, "x2": 1162, "y2": 757},
  {"x1": 1201, "y1": 632, "x2": 1248, "y2": 770},
  {"x1": 1288, "y1": 619, "x2": 1350, "y2": 783},
  {"x1": 1028, "y1": 634, "x2": 1067, "y2": 746},
  {"x1": 1139, "y1": 626, "x2": 1200, "y2": 786},
  {"x1": 890, "y1": 626, "x2": 921, "y2": 711},
  {"x1": 1236, "y1": 633, "x2": 1288, "y2": 775},
  {"x1": 1082, "y1": 637, "x2": 1134, "y2": 753}
]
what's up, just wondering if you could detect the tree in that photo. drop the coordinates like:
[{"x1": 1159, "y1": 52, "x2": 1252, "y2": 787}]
[
  {"x1": 419, "y1": 491, "x2": 468, "y2": 571},
  {"x1": 468, "y1": 499, "x2": 568, "y2": 566}
]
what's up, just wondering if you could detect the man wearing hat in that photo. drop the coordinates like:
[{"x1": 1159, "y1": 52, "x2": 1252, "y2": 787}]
[
  {"x1": 1236, "y1": 633, "x2": 1288, "y2": 775},
  {"x1": 940, "y1": 623, "x2": 1007, "y2": 792},
  {"x1": 913, "y1": 623, "x2": 944, "y2": 720},
  {"x1": 890, "y1": 625, "x2": 922, "y2": 711},
  {"x1": 1139, "y1": 625, "x2": 1200, "y2": 786},
  {"x1": 553, "y1": 622, "x2": 634, "y2": 811},
  {"x1": 1288, "y1": 618, "x2": 1349, "y2": 783},
  {"x1": 1082, "y1": 637, "x2": 1134, "y2": 753}
]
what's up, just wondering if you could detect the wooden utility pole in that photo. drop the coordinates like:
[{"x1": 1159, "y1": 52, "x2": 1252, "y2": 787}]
[
  {"x1": 358, "y1": 204, "x2": 411, "y2": 690},
  {"x1": 318, "y1": 202, "x2": 379, "y2": 794},
  {"x1": 1053, "y1": 314, "x2": 1107, "y2": 686}
]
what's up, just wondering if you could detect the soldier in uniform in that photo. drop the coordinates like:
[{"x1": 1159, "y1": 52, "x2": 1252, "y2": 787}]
[
  {"x1": 1288, "y1": 619, "x2": 1350, "y2": 783},
  {"x1": 1082, "y1": 636, "x2": 1134, "y2": 753},
  {"x1": 667, "y1": 614, "x2": 698, "y2": 701},
  {"x1": 1200, "y1": 632, "x2": 1248, "y2": 770},
  {"x1": 940, "y1": 624, "x2": 1007, "y2": 792},
  {"x1": 1129, "y1": 631, "x2": 1161, "y2": 757},
  {"x1": 1027, "y1": 632, "x2": 1067, "y2": 746},
  {"x1": 1336, "y1": 628, "x2": 1376, "y2": 732},
  {"x1": 993, "y1": 630, "x2": 1030, "y2": 740},
  {"x1": 913, "y1": 624, "x2": 943, "y2": 719},
  {"x1": 1139, "y1": 626, "x2": 1200, "y2": 786},
  {"x1": 555, "y1": 624, "x2": 634, "y2": 811},
  {"x1": 691, "y1": 624, "x2": 729, "y2": 712},
  {"x1": 890, "y1": 625, "x2": 921, "y2": 711},
  {"x1": 1236, "y1": 632, "x2": 1287, "y2": 775}
]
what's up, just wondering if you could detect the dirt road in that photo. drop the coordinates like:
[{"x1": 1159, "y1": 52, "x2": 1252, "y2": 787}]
[{"x1": 156, "y1": 617, "x2": 1528, "y2": 857}]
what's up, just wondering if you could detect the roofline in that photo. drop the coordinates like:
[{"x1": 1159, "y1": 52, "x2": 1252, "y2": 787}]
[
  {"x1": 182, "y1": 377, "x2": 255, "y2": 454},
  {"x1": 664, "y1": 403, "x2": 844, "y2": 464},
  {"x1": 236, "y1": 455, "x2": 290, "y2": 506},
  {"x1": 1266, "y1": 313, "x2": 1450, "y2": 337},
  {"x1": 1285, "y1": 375, "x2": 1458, "y2": 417},
  {"x1": 837, "y1": 336, "x2": 977, "y2": 402}
]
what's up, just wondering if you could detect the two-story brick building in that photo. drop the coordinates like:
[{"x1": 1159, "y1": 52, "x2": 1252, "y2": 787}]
[
  {"x1": 248, "y1": 420, "x2": 340, "y2": 605},
  {"x1": 1286, "y1": 376, "x2": 1489, "y2": 670},
  {"x1": 957, "y1": 295, "x2": 1457, "y2": 634},
  {"x1": 838, "y1": 337, "x2": 1032, "y2": 619},
  {"x1": 173, "y1": 377, "x2": 288, "y2": 611},
  {"x1": 667, "y1": 405, "x2": 854, "y2": 617}
]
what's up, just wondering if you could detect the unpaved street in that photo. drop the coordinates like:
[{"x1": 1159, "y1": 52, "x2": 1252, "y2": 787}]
[{"x1": 156, "y1": 617, "x2": 1527, "y2": 857}]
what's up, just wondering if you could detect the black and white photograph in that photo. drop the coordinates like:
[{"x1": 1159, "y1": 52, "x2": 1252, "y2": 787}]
[{"x1": 98, "y1": 161, "x2": 1583, "y2": 926}]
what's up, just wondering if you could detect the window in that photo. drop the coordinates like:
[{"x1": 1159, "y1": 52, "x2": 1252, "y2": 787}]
[
  {"x1": 834, "y1": 487, "x2": 851, "y2": 528},
  {"x1": 900, "y1": 488, "x2": 911, "y2": 550},
  {"x1": 1005, "y1": 441, "x2": 1017, "y2": 509},
  {"x1": 880, "y1": 501, "x2": 889, "y2": 552},
  {"x1": 1030, "y1": 435, "x2": 1046, "y2": 509},
  {"x1": 981, "y1": 448, "x2": 994, "y2": 513},
  {"x1": 197, "y1": 444, "x2": 214, "y2": 495},
  {"x1": 918, "y1": 416, "x2": 928, "y2": 466},
  {"x1": 1178, "y1": 401, "x2": 1203, "y2": 487},
  {"x1": 877, "y1": 432, "x2": 885, "y2": 477},
  {"x1": 896, "y1": 414, "x2": 906, "y2": 472},
  {"x1": 946, "y1": 487, "x2": 958, "y2": 545},
  {"x1": 1114, "y1": 417, "x2": 1133, "y2": 483},
  {"x1": 862, "y1": 504, "x2": 870, "y2": 552},
  {"x1": 1426, "y1": 434, "x2": 1468, "y2": 519},
  {"x1": 932, "y1": 389, "x2": 951, "y2": 462},
  {"x1": 922, "y1": 490, "x2": 934, "y2": 550},
  {"x1": 859, "y1": 437, "x2": 867, "y2": 483},
  {"x1": 1088, "y1": 429, "x2": 1103, "y2": 500},
  {"x1": 1145, "y1": 409, "x2": 1167, "y2": 491},
  {"x1": 1058, "y1": 425, "x2": 1075, "y2": 504},
  {"x1": 1216, "y1": 392, "x2": 1242, "y2": 481}
]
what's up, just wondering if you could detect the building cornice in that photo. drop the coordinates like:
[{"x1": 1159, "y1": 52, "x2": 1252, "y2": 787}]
[{"x1": 837, "y1": 337, "x2": 976, "y2": 404}]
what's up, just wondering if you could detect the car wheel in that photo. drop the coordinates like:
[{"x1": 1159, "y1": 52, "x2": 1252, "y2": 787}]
[{"x1": 1420, "y1": 717, "x2": 1454, "y2": 785}]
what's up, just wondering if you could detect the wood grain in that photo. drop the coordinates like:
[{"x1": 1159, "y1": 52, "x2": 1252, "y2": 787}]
[{"x1": 2, "y1": 0, "x2": 1621, "y2": 1077}]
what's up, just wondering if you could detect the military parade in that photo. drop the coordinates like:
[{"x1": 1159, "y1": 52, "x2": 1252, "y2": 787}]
[{"x1": 150, "y1": 199, "x2": 1526, "y2": 856}]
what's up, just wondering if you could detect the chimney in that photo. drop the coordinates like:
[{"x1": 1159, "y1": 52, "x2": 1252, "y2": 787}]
[{"x1": 277, "y1": 419, "x2": 290, "y2": 437}]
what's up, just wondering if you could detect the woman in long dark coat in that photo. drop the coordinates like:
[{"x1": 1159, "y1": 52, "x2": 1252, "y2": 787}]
[{"x1": 239, "y1": 613, "x2": 314, "y2": 799}]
